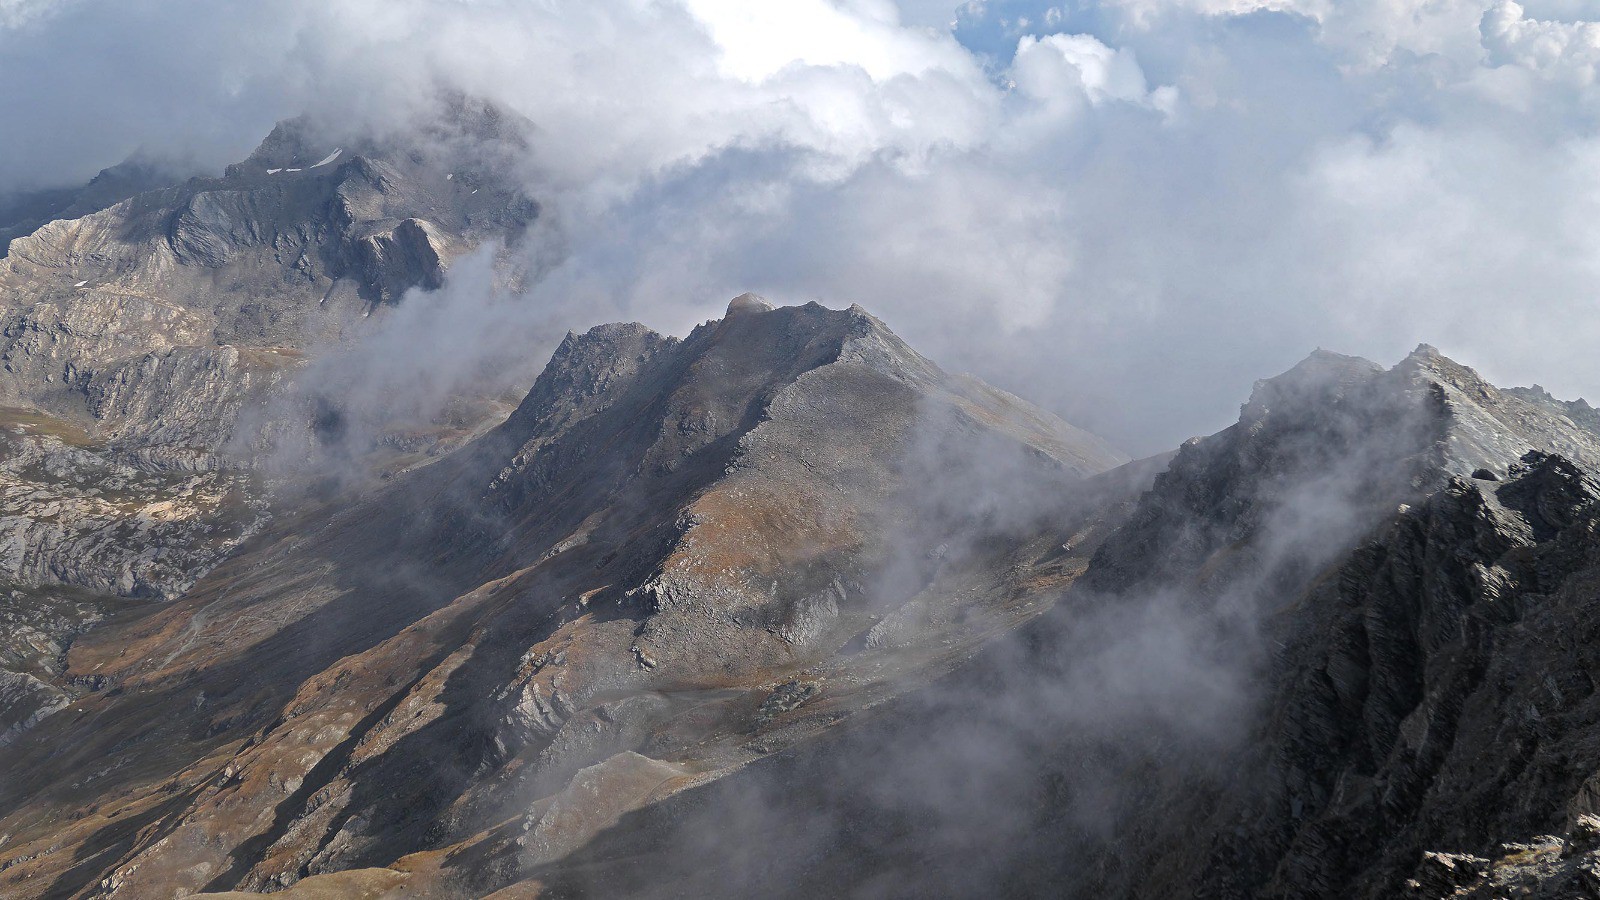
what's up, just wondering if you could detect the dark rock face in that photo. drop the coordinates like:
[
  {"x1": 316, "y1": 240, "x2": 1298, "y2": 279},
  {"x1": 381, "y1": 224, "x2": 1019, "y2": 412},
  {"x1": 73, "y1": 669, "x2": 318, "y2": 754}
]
[
  {"x1": 1024, "y1": 356, "x2": 1600, "y2": 900},
  {"x1": 1124, "y1": 450, "x2": 1600, "y2": 899},
  {"x1": 1049, "y1": 344, "x2": 1600, "y2": 900},
  {"x1": 999, "y1": 352, "x2": 1600, "y2": 900}
]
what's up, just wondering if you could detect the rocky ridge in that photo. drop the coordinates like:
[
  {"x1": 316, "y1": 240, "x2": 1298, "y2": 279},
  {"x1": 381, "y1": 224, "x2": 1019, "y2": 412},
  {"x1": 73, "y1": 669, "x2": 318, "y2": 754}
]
[
  {"x1": 0, "y1": 297, "x2": 1130, "y2": 898},
  {"x1": 460, "y1": 342, "x2": 1600, "y2": 900}
]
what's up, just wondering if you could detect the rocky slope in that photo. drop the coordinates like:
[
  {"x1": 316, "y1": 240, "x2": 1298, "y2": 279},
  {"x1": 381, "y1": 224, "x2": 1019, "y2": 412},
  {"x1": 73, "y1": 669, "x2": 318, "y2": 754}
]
[
  {"x1": 451, "y1": 343, "x2": 1600, "y2": 900},
  {"x1": 0, "y1": 104, "x2": 535, "y2": 469},
  {"x1": 0, "y1": 106, "x2": 540, "y2": 758},
  {"x1": 0, "y1": 406, "x2": 266, "y2": 600},
  {"x1": 0, "y1": 297, "x2": 1130, "y2": 898}
]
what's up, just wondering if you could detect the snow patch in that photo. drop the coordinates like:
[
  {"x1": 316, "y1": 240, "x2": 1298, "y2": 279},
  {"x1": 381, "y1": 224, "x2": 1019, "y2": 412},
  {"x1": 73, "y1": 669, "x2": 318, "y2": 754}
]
[
  {"x1": 309, "y1": 149, "x2": 342, "y2": 168},
  {"x1": 74, "y1": 281, "x2": 86, "y2": 287},
  {"x1": 266, "y1": 168, "x2": 282, "y2": 174}
]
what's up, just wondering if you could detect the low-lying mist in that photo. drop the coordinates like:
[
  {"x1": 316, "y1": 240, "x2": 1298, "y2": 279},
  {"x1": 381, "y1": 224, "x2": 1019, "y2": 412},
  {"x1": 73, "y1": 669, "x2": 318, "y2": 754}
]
[{"x1": 523, "y1": 345, "x2": 1447, "y2": 897}]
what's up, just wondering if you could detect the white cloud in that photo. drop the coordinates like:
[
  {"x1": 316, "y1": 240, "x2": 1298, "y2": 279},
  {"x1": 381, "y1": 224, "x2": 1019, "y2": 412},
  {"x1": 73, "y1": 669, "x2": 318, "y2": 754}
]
[
  {"x1": 1011, "y1": 33, "x2": 1163, "y2": 107},
  {"x1": 683, "y1": 0, "x2": 965, "y2": 82},
  {"x1": 1108, "y1": 0, "x2": 1327, "y2": 29},
  {"x1": 0, "y1": 0, "x2": 66, "y2": 29},
  {"x1": 1482, "y1": 0, "x2": 1600, "y2": 83},
  {"x1": 1099, "y1": 0, "x2": 1487, "y2": 69}
]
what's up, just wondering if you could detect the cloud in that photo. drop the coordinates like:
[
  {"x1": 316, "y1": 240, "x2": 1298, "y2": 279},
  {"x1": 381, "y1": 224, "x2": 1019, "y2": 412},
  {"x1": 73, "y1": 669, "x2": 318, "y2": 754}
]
[
  {"x1": 0, "y1": 0, "x2": 63, "y2": 28},
  {"x1": 1011, "y1": 32, "x2": 1172, "y2": 108},
  {"x1": 1482, "y1": 0, "x2": 1600, "y2": 81},
  {"x1": 3, "y1": 0, "x2": 1600, "y2": 453},
  {"x1": 682, "y1": 0, "x2": 963, "y2": 82}
]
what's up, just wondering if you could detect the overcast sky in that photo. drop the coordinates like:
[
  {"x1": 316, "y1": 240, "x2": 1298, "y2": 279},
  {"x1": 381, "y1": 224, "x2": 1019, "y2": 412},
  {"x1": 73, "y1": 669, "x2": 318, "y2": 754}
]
[{"x1": 2, "y1": 0, "x2": 1598, "y2": 452}]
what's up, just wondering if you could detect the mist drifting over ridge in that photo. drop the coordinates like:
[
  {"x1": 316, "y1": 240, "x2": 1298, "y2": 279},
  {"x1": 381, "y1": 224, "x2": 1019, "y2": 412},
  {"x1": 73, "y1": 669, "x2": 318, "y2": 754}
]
[
  {"x1": 5, "y1": 0, "x2": 1600, "y2": 453},
  {"x1": 5, "y1": 1, "x2": 1600, "y2": 897}
]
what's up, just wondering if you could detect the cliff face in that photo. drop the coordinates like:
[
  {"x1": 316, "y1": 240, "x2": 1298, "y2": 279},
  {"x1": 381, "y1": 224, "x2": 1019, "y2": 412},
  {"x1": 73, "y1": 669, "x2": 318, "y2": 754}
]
[
  {"x1": 1004, "y1": 347, "x2": 1600, "y2": 900},
  {"x1": 1087, "y1": 452, "x2": 1600, "y2": 900},
  {"x1": 1248, "y1": 452, "x2": 1600, "y2": 898},
  {"x1": 0, "y1": 297, "x2": 1129, "y2": 898}
]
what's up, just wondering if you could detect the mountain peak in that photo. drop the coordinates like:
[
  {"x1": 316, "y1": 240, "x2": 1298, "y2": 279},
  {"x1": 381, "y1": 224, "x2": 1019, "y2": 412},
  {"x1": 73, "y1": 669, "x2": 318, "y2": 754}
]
[
  {"x1": 228, "y1": 115, "x2": 331, "y2": 174},
  {"x1": 1386, "y1": 345, "x2": 1600, "y2": 473},
  {"x1": 1234, "y1": 343, "x2": 1600, "y2": 479},
  {"x1": 1240, "y1": 348, "x2": 1382, "y2": 422},
  {"x1": 725, "y1": 292, "x2": 774, "y2": 316}
]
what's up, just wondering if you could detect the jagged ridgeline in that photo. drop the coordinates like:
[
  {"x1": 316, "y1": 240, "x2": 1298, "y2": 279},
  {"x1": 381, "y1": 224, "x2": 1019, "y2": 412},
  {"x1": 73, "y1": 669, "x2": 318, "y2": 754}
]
[{"x1": 6, "y1": 116, "x2": 1600, "y2": 900}]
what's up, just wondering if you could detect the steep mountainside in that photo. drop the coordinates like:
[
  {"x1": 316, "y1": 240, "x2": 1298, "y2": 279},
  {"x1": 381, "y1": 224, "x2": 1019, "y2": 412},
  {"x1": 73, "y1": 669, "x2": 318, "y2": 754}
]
[
  {"x1": 1071, "y1": 346, "x2": 1600, "y2": 899},
  {"x1": 459, "y1": 343, "x2": 1600, "y2": 900},
  {"x1": 0, "y1": 108, "x2": 540, "y2": 751},
  {"x1": 0, "y1": 298, "x2": 1130, "y2": 898}
]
